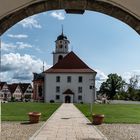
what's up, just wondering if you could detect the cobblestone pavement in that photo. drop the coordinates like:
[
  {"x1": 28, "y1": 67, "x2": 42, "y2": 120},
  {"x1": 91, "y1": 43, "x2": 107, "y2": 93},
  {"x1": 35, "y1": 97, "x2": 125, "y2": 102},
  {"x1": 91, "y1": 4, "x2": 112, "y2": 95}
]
[
  {"x1": 97, "y1": 124, "x2": 140, "y2": 140},
  {"x1": 2, "y1": 122, "x2": 140, "y2": 140},
  {"x1": 30, "y1": 103, "x2": 106, "y2": 140},
  {"x1": 1, "y1": 121, "x2": 44, "y2": 140}
]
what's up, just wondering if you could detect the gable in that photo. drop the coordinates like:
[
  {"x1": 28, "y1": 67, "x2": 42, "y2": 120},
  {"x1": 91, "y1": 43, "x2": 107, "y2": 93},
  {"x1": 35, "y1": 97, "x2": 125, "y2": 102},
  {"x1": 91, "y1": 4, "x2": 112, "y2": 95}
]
[{"x1": 45, "y1": 51, "x2": 96, "y2": 73}]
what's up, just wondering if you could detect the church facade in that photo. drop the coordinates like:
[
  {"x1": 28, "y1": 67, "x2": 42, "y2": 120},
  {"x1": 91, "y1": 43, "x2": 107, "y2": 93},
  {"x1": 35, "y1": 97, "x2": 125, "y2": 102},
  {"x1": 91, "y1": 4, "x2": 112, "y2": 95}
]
[{"x1": 33, "y1": 32, "x2": 97, "y2": 103}]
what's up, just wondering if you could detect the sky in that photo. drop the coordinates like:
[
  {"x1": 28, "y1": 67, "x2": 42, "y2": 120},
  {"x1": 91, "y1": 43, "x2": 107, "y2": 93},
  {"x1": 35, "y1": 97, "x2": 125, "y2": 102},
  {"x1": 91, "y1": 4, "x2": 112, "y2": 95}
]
[{"x1": 1, "y1": 10, "x2": 140, "y2": 88}]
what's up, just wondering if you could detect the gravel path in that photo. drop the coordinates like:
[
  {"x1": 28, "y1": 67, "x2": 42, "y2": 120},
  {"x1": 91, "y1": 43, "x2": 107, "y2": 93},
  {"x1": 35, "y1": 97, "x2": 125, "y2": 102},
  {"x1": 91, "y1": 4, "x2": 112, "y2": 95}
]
[
  {"x1": 1, "y1": 122, "x2": 140, "y2": 140},
  {"x1": 1, "y1": 121, "x2": 44, "y2": 140},
  {"x1": 97, "y1": 124, "x2": 140, "y2": 140}
]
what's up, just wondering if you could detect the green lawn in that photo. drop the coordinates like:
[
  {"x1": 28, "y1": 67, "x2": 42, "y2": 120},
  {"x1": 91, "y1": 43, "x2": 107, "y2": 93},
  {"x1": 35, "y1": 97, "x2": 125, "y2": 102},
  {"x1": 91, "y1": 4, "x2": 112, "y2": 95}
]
[
  {"x1": 1, "y1": 102, "x2": 61, "y2": 121},
  {"x1": 75, "y1": 104, "x2": 140, "y2": 124}
]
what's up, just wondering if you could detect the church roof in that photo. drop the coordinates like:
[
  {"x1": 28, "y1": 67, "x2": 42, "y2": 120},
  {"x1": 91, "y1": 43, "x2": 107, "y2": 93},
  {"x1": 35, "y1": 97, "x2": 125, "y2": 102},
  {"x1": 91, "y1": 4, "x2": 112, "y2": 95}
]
[
  {"x1": 56, "y1": 27, "x2": 68, "y2": 41},
  {"x1": 45, "y1": 51, "x2": 96, "y2": 73},
  {"x1": 57, "y1": 34, "x2": 67, "y2": 40}
]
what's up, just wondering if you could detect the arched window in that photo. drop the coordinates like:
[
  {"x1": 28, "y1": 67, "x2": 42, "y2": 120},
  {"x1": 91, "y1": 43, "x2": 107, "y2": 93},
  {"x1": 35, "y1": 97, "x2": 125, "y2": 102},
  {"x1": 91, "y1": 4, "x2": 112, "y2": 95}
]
[
  {"x1": 59, "y1": 45, "x2": 63, "y2": 48},
  {"x1": 58, "y1": 55, "x2": 63, "y2": 61}
]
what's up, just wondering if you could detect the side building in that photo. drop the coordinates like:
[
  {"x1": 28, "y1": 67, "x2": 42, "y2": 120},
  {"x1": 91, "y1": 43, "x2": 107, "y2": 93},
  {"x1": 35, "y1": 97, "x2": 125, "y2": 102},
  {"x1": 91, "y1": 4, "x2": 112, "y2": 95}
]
[
  {"x1": 0, "y1": 82, "x2": 33, "y2": 101},
  {"x1": 0, "y1": 82, "x2": 11, "y2": 101}
]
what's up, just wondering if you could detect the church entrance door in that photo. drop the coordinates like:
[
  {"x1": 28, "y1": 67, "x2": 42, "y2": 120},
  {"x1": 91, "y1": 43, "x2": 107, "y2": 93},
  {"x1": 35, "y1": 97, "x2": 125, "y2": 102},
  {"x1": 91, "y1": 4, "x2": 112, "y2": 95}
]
[{"x1": 65, "y1": 96, "x2": 71, "y2": 103}]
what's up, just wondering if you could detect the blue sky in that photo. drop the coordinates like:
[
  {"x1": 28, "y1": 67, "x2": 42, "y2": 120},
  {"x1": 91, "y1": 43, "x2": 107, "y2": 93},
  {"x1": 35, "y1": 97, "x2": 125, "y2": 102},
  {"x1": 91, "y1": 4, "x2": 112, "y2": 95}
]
[{"x1": 1, "y1": 10, "x2": 140, "y2": 87}]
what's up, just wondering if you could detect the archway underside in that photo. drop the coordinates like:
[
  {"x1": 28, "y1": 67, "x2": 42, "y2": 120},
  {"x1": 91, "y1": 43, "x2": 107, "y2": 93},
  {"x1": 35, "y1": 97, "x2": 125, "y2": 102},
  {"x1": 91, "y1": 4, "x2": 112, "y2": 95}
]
[{"x1": 0, "y1": 0, "x2": 140, "y2": 35}]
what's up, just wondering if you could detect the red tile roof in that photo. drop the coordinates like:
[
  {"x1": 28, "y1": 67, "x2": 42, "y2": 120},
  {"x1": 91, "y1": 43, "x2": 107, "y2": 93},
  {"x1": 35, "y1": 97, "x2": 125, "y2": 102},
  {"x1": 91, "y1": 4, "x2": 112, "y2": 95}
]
[
  {"x1": 0, "y1": 82, "x2": 6, "y2": 89},
  {"x1": 19, "y1": 83, "x2": 31, "y2": 94},
  {"x1": 8, "y1": 84, "x2": 18, "y2": 94},
  {"x1": 45, "y1": 51, "x2": 96, "y2": 73}
]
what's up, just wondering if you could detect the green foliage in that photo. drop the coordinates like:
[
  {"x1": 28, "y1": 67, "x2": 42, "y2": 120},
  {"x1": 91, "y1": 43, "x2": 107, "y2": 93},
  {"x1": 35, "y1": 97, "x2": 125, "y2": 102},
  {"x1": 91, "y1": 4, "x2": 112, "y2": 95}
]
[
  {"x1": 1, "y1": 102, "x2": 61, "y2": 121},
  {"x1": 75, "y1": 104, "x2": 140, "y2": 124},
  {"x1": 125, "y1": 75, "x2": 140, "y2": 101},
  {"x1": 24, "y1": 94, "x2": 31, "y2": 99},
  {"x1": 11, "y1": 96, "x2": 15, "y2": 102},
  {"x1": 99, "y1": 73, "x2": 125, "y2": 99}
]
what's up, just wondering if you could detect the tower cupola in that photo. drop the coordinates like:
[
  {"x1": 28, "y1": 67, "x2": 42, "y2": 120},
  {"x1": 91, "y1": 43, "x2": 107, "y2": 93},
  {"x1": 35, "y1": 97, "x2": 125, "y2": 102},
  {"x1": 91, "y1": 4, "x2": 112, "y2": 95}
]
[{"x1": 53, "y1": 27, "x2": 70, "y2": 65}]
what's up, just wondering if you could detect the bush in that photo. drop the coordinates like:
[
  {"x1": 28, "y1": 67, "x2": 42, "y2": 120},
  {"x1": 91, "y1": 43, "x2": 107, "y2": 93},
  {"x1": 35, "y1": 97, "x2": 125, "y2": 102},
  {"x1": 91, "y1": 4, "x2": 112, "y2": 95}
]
[
  {"x1": 24, "y1": 94, "x2": 31, "y2": 99},
  {"x1": 50, "y1": 100, "x2": 55, "y2": 103},
  {"x1": 11, "y1": 96, "x2": 15, "y2": 102}
]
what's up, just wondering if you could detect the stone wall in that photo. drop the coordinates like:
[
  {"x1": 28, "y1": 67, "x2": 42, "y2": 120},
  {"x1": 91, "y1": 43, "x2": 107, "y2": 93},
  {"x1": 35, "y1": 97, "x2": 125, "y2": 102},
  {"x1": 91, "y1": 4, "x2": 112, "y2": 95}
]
[{"x1": 0, "y1": 0, "x2": 140, "y2": 35}]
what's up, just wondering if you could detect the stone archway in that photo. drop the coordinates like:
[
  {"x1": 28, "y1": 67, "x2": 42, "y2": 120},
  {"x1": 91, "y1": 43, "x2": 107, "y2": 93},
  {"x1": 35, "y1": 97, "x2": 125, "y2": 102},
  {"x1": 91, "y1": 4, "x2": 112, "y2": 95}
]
[{"x1": 0, "y1": 0, "x2": 140, "y2": 35}]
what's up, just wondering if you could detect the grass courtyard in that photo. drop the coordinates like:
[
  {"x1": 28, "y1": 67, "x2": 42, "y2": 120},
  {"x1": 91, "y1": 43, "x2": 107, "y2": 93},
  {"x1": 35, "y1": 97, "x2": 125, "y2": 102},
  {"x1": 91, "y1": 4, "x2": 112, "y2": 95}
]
[
  {"x1": 1, "y1": 102, "x2": 61, "y2": 121},
  {"x1": 1, "y1": 102, "x2": 140, "y2": 123},
  {"x1": 75, "y1": 104, "x2": 140, "y2": 124}
]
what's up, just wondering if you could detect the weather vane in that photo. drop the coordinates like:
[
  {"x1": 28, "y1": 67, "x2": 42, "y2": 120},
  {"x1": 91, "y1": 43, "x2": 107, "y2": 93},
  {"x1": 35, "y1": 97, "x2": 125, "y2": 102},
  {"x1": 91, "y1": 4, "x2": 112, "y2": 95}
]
[{"x1": 61, "y1": 24, "x2": 63, "y2": 35}]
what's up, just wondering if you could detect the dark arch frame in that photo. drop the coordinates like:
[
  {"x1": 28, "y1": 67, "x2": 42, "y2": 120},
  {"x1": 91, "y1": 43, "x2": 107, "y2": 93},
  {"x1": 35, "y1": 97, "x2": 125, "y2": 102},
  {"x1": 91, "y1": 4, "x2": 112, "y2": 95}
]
[
  {"x1": 0, "y1": 0, "x2": 140, "y2": 35},
  {"x1": 58, "y1": 55, "x2": 63, "y2": 61},
  {"x1": 65, "y1": 95, "x2": 71, "y2": 103}
]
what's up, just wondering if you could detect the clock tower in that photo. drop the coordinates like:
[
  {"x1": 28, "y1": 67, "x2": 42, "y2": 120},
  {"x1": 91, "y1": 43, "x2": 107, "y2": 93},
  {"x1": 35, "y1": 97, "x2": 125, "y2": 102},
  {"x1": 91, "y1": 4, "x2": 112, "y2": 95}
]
[{"x1": 53, "y1": 29, "x2": 70, "y2": 65}]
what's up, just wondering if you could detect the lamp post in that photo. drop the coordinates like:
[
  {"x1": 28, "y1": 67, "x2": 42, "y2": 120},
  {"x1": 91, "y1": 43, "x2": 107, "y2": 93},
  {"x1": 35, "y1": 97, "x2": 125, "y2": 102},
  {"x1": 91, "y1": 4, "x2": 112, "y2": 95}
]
[
  {"x1": 0, "y1": 37, "x2": 1, "y2": 83},
  {"x1": 89, "y1": 78, "x2": 95, "y2": 114}
]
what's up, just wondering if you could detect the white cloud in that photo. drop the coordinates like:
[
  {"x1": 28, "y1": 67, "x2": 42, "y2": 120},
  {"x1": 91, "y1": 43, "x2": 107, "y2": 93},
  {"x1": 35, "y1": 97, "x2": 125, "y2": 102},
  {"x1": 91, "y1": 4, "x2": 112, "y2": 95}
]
[
  {"x1": 19, "y1": 16, "x2": 41, "y2": 29},
  {"x1": 121, "y1": 70, "x2": 140, "y2": 89},
  {"x1": 1, "y1": 42, "x2": 17, "y2": 52},
  {"x1": 35, "y1": 48, "x2": 42, "y2": 52},
  {"x1": 95, "y1": 69, "x2": 108, "y2": 81},
  {"x1": 122, "y1": 70, "x2": 140, "y2": 83},
  {"x1": 16, "y1": 42, "x2": 32, "y2": 49},
  {"x1": 1, "y1": 41, "x2": 33, "y2": 52},
  {"x1": 7, "y1": 34, "x2": 28, "y2": 39},
  {"x1": 94, "y1": 69, "x2": 140, "y2": 90},
  {"x1": 1, "y1": 53, "x2": 50, "y2": 83},
  {"x1": 50, "y1": 11, "x2": 65, "y2": 20},
  {"x1": 92, "y1": 69, "x2": 108, "y2": 90}
]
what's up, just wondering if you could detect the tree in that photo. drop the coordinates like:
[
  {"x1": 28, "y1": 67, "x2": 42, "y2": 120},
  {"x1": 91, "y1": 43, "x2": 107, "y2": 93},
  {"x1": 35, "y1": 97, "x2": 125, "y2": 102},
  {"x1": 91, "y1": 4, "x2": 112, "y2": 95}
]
[
  {"x1": 126, "y1": 75, "x2": 139, "y2": 101},
  {"x1": 99, "y1": 73, "x2": 125, "y2": 99},
  {"x1": 128, "y1": 75, "x2": 138, "y2": 89}
]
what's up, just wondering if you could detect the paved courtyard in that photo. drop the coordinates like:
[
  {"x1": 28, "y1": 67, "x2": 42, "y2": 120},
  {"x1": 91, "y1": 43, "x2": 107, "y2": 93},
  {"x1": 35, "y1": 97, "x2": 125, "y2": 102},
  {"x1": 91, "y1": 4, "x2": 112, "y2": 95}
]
[{"x1": 30, "y1": 103, "x2": 107, "y2": 140}]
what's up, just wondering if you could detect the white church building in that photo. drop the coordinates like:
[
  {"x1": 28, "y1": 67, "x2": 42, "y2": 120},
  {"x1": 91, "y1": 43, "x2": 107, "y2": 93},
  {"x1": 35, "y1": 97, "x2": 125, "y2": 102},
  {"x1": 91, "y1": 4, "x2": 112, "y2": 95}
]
[{"x1": 33, "y1": 32, "x2": 97, "y2": 103}]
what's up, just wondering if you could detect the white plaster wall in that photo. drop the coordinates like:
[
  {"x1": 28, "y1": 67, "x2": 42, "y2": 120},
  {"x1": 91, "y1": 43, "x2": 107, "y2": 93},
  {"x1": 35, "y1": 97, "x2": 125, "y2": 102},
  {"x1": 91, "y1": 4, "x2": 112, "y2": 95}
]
[
  {"x1": 44, "y1": 73, "x2": 96, "y2": 103},
  {"x1": 53, "y1": 53, "x2": 68, "y2": 65},
  {"x1": 13, "y1": 87, "x2": 22, "y2": 100},
  {"x1": 24, "y1": 85, "x2": 33, "y2": 95},
  {"x1": 55, "y1": 40, "x2": 69, "y2": 53}
]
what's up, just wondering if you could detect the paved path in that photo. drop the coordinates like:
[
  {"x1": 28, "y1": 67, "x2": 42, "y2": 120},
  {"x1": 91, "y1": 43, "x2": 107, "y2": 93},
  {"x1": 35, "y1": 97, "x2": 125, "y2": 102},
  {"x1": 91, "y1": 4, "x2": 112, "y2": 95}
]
[{"x1": 30, "y1": 103, "x2": 107, "y2": 140}]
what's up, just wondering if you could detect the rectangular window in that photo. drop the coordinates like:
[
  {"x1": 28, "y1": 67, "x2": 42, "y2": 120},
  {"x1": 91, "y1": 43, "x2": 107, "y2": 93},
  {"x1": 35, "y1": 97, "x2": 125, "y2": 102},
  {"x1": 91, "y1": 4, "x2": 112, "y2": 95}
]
[
  {"x1": 78, "y1": 95, "x2": 82, "y2": 100},
  {"x1": 67, "y1": 76, "x2": 71, "y2": 83},
  {"x1": 56, "y1": 86, "x2": 60, "y2": 93},
  {"x1": 56, "y1": 95, "x2": 60, "y2": 100},
  {"x1": 89, "y1": 86, "x2": 92, "y2": 89},
  {"x1": 78, "y1": 87, "x2": 82, "y2": 93},
  {"x1": 56, "y1": 76, "x2": 60, "y2": 82},
  {"x1": 78, "y1": 76, "x2": 83, "y2": 83}
]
